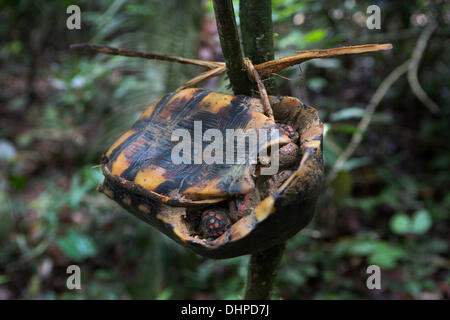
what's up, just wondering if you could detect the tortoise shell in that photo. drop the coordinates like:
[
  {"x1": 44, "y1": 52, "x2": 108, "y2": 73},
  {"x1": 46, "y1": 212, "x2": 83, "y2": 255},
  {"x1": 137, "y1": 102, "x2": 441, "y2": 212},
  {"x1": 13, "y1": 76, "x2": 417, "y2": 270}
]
[
  {"x1": 98, "y1": 88, "x2": 323, "y2": 259},
  {"x1": 101, "y1": 88, "x2": 290, "y2": 206}
]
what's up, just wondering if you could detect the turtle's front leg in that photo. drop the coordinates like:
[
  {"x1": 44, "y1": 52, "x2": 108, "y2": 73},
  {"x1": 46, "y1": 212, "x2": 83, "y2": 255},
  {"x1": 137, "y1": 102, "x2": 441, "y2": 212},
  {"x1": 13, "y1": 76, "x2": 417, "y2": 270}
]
[{"x1": 228, "y1": 191, "x2": 260, "y2": 222}]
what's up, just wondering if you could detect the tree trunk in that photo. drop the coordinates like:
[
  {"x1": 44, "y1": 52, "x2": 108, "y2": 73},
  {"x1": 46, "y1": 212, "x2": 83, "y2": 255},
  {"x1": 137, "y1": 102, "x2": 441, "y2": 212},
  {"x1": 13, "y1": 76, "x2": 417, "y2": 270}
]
[
  {"x1": 212, "y1": 0, "x2": 252, "y2": 95},
  {"x1": 243, "y1": 242, "x2": 285, "y2": 299},
  {"x1": 213, "y1": 0, "x2": 284, "y2": 300},
  {"x1": 239, "y1": 0, "x2": 285, "y2": 300},
  {"x1": 240, "y1": 0, "x2": 276, "y2": 95}
]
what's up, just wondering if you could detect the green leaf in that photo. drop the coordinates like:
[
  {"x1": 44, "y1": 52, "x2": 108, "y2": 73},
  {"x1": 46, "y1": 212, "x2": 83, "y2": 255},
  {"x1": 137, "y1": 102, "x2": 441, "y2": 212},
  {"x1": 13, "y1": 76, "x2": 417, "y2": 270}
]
[
  {"x1": 369, "y1": 250, "x2": 402, "y2": 269},
  {"x1": 330, "y1": 107, "x2": 365, "y2": 121},
  {"x1": 346, "y1": 239, "x2": 406, "y2": 269},
  {"x1": 307, "y1": 77, "x2": 327, "y2": 91},
  {"x1": 68, "y1": 167, "x2": 104, "y2": 208},
  {"x1": 278, "y1": 30, "x2": 303, "y2": 49},
  {"x1": 156, "y1": 288, "x2": 172, "y2": 300},
  {"x1": 342, "y1": 157, "x2": 371, "y2": 171},
  {"x1": 9, "y1": 175, "x2": 26, "y2": 190},
  {"x1": 10, "y1": 41, "x2": 23, "y2": 55},
  {"x1": 57, "y1": 230, "x2": 97, "y2": 261},
  {"x1": 390, "y1": 212, "x2": 411, "y2": 235},
  {"x1": 304, "y1": 29, "x2": 327, "y2": 44},
  {"x1": 411, "y1": 210, "x2": 432, "y2": 234},
  {"x1": 348, "y1": 241, "x2": 378, "y2": 255},
  {"x1": 330, "y1": 124, "x2": 363, "y2": 135}
]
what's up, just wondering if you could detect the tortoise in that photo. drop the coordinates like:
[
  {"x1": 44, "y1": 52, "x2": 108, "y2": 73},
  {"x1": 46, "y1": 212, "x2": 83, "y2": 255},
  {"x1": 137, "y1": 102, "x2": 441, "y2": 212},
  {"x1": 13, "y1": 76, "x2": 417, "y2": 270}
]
[{"x1": 98, "y1": 88, "x2": 323, "y2": 259}]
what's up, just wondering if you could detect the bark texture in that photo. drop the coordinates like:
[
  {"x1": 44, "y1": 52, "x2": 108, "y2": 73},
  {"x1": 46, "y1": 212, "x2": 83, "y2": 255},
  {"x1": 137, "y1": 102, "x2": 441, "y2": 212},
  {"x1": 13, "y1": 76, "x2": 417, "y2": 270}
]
[
  {"x1": 239, "y1": 0, "x2": 276, "y2": 94},
  {"x1": 239, "y1": 0, "x2": 284, "y2": 300},
  {"x1": 212, "y1": 0, "x2": 252, "y2": 95}
]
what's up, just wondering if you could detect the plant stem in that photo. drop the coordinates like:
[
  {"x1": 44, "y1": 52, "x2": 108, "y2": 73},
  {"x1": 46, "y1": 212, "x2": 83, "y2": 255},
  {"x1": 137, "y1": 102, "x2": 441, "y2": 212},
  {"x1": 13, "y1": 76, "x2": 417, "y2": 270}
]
[
  {"x1": 70, "y1": 43, "x2": 223, "y2": 69},
  {"x1": 72, "y1": 43, "x2": 392, "y2": 88},
  {"x1": 257, "y1": 43, "x2": 392, "y2": 77},
  {"x1": 212, "y1": 0, "x2": 252, "y2": 95},
  {"x1": 239, "y1": 0, "x2": 284, "y2": 300},
  {"x1": 240, "y1": 0, "x2": 276, "y2": 95},
  {"x1": 243, "y1": 242, "x2": 286, "y2": 299}
]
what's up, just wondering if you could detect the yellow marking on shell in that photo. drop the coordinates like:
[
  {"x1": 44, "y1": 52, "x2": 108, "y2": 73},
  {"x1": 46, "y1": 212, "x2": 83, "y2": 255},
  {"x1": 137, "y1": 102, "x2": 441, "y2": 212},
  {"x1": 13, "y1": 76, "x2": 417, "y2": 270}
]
[
  {"x1": 303, "y1": 140, "x2": 321, "y2": 149},
  {"x1": 134, "y1": 165, "x2": 167, "y2": 191},
  {"x1": 301, "y1": 127, "x2": 323, "y2": 141},
  {"x1": 111, "y1": 152, "x2": 131, "y2": 177},
  {"x1": 247, "y1": 110, "x2": 271, "y2": 128},
  {"x1": 254, "y1": 196, "x2": 276, "y2": 222},
  {"x1": 159, "y1": 88, "x2": 202, "y2": 121},
  {"x1": 106, "y1": 130, "x2": 137, "y2": 158},
  {"x1": 172, "y1": 227, "x2": 188, "y2": 243},
  {"x1": 198, "y1": 91, "x2": 234, "y2": 113},
  {"x1": 156, "y1": 213, "x2": 168, "y2": 224},
  {"x1": 281, "y1": 96, "x2": 301, "y2": 108},
  {"x1": 138, "y1": 97, "x2": 162, "y2": 120},
  {"x1": 246, "y1": 118, "x2": 258, "y2": 130},
  {"x1": 183, "y1": 171, "x2": 255, "y2": 200},
  {"x1": 122, "y1": 195, "x2": 132, "y2": 207},
  {"x1": 178, "y1": 87, "x2": 202, "y2": 97},
  {"x1": 227, "y1": 215, "x2": 254, "y2": 242},
  {"x1": 138, "y1": 204, "x2": 151, "y2": 215},
  {"x1": 183, "y1": 177, "x2": 225, "y2": 199},
  {"x1": 244, "y1": 109, "x2": 292, "y2": 151}
]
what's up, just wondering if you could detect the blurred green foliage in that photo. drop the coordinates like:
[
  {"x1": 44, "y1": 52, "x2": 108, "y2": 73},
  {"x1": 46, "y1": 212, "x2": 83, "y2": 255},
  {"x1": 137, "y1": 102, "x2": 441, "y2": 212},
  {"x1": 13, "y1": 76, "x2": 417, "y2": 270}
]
[{"x1": 0, "y1": 0, "x2": 448, "y2": 299}]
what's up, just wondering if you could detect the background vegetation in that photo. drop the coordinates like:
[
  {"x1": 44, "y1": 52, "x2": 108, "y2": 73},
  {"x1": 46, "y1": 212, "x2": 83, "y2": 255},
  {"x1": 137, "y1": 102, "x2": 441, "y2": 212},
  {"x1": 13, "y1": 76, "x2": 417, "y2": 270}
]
[{"x1": 0, "y1": 0, "x2": 448, "y2": 299}]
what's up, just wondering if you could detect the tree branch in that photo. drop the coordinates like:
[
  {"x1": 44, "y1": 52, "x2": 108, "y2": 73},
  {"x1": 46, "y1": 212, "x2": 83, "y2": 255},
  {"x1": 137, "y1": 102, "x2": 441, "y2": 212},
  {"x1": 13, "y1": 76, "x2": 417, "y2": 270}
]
[
  {"x1": 326, "y1": 60, "x2": 410, "y2": 184},
  {"x1": 407, "y1": 22, "x2": 439, "y2": 114},
  {"x1": 176, "y1": 65, "x2": 226, "y2": 91},
  {"x1": 256, "y1": 43, "x2": 393, "y2": 77},
  {"x1": 243, "y1": 242, "x2": 286, "y2": 300},
  {"x1": 70, "y1": 43, "x2": 224, "y2": 69},
  {"x1": 71, "y1": 43, "x2": 392, "y2": 90},
  {"x1": 212, "y1": 0, "x2": 252, "y2": 95},
  {"x1": 239, "y1": 0, "x2": 283, "y2": 301},
  {"x1": 243, "y1": 58, "x2": 274, "y2": 121},
  {"x1": 326, "y1": 24, "x2": 438, "y2": 184},
  {"x1": 240, "y1": 0, "x2": 276, "y2": 94}
]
